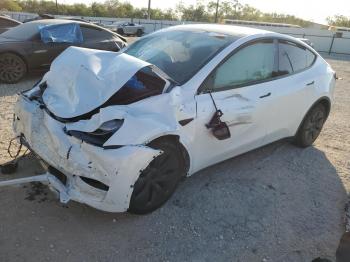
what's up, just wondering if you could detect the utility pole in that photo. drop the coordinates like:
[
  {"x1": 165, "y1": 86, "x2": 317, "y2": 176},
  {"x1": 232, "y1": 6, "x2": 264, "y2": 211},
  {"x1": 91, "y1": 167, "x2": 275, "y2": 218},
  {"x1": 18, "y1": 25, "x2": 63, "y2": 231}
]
[
  {"x1": 147, "y1": 0, "x2": 151, "y2": 20},
  {"x1": 215, "y1": 0, "x2": 219, "y2": 23},
  {"x1": 55, "y1": 0, "x2": 58, "y2": 15}
]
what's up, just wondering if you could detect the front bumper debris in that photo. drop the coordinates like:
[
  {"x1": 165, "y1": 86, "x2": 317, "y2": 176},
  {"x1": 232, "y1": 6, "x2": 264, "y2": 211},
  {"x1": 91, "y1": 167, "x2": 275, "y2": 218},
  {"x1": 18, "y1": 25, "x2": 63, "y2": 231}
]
[
  {"x1": 9, "y1": 94, "x2": 161, "y2": 212},
  {"x1": 0, "y1": 173, "x2": 70, "y2": 203}
]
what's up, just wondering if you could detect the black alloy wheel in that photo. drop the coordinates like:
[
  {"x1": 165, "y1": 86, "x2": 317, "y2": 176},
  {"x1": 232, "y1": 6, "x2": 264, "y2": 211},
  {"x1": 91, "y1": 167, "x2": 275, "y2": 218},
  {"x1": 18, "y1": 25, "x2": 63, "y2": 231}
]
[
  {"x1": 136, "y1": 29, "x2": 143, "y2": 37},
  {"x1": 0, "y1": 53, "x2": 27, "y2": 84},
  {"x1": 294, "y1": 104, "x2": 327, "y2": 147},
  {"x1": 129, "y1": 140, "x2": 184, "y2": 214}
]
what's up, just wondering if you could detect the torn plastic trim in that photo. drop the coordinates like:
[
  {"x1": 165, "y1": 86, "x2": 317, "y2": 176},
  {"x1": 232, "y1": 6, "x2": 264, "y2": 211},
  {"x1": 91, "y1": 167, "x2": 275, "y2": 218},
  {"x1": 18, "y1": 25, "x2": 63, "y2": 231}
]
[{"x1": 66, "y1": 119, "x2": 124, "y2": 148}]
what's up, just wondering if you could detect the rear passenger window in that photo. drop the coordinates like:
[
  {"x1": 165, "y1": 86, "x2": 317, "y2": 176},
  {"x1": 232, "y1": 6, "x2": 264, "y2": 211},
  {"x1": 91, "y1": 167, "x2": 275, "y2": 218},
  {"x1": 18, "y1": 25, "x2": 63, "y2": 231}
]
[
  {"x1": 278, "y1": 40, "x2": 316, "y2": 76},
  {"x1": 81, "y1": 26, "x2": 111, "y2": 40},
  {"x1": 0, "y1": 18, "x2": 17, "y2": 27}
]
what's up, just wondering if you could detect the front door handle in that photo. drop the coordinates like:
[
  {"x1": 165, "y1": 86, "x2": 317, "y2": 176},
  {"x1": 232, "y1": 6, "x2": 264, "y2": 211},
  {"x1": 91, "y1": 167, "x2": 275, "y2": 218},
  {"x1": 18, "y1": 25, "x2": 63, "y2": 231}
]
[
  {"x1": 259, "y1": 92, "x2": 271, "y2": 99},
  {"x1": 306, "y1": 81, "x2": 315, "y2": 86}
]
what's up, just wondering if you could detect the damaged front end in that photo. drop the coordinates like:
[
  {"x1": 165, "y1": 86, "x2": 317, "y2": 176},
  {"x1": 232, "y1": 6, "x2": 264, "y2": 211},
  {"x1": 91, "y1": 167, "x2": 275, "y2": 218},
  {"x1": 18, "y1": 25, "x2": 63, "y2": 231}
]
[
  {"x1": 12, "y1": 94, "x2": 162, "y2": 212},
  {"x1": 9, "y1": 47, "x2": 191, "y2": 212}
]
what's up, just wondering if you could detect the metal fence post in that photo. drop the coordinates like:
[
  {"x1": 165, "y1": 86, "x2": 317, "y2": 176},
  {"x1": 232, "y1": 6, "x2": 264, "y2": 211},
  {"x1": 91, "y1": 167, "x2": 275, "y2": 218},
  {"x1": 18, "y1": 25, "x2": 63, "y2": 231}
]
[{"x1": 329, "y1": 34, "x2": 336, "y2": 55}]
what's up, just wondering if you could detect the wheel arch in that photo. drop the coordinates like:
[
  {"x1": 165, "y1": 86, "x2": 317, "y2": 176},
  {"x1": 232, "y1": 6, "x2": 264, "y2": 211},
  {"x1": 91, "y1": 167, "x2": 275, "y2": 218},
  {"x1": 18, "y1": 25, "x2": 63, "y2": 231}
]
[
  {"x1": 147, "y1": 135, "x2": 191, "y2": 176},
  {"x1": 295, "y1": 96, "x2": 331, "y2": 136}
]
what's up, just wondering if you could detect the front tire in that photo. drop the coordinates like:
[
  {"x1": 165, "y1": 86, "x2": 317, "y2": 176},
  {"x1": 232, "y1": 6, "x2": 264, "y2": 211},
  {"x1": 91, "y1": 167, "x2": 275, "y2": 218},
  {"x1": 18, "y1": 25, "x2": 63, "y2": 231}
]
[
  {"x1": 294, "y1": 104, "x2": 327, "y2": 147},
  {"x1": 129, "y1": 139, "x2": 184, "y2": 214},
  {"x1": 0, "y1": 53, "x2": 27, "y2": 84}
]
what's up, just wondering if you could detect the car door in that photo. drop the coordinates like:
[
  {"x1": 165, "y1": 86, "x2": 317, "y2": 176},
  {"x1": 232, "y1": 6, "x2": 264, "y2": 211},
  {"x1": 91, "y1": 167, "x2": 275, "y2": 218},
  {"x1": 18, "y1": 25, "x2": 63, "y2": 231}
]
[
  {"x1": 80, "y1": 25, "x2": 118, "y2": 51},
  {"x1": 192, "y1": 39, "x2": 278, "y2": 170},
  {"x1": 263, "y1": 39, "x2": 318, "y2": 142},
  {"x1": 122, "y1": 23, "x2": 132, "y2": 34},
  {"x1": 28, "y1": 33, "x2": 71, "y2": 69}
]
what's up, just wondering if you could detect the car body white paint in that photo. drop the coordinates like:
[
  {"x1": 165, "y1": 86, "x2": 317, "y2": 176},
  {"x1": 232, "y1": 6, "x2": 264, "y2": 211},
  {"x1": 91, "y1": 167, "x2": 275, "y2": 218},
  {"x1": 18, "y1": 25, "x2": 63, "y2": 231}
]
[
  {"x1": 12, "y1": 24, "x2": 336, "y2": 212},
  {"x1": 103, "y1": 21, "x2": 144, "y2": 35}
]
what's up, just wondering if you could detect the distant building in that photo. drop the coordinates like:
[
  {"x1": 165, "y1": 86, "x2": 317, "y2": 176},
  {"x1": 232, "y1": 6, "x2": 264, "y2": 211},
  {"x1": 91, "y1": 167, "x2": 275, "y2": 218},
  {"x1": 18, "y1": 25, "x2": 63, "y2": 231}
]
[
  {"x1": 306, "y1": 21, "x2": 329, "y2": 30},
  {"x1": 224, "y1": 19, "x2": 330, "y2": 30},
  {"x1": 223, "y1": 19, "x2": 301, "y2": 28},
  {"x1": 328, "y1": 25, "x2": 350, "y2": 32}
]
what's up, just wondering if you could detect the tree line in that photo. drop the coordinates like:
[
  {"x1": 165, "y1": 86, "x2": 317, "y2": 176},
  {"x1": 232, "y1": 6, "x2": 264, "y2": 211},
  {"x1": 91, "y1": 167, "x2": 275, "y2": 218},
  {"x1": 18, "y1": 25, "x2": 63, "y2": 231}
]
[
  {"x1": 0, "y1": 0, "x2": 349, "y2": 27},
  {"x1": 327, "y1": 15, "x2": 350, "y2": 28}
]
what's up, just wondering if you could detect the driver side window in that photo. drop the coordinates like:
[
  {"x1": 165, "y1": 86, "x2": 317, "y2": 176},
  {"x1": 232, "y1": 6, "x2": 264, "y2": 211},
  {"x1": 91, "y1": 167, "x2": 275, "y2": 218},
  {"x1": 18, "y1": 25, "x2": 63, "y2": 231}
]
[{"x1": 208, "y1": 39, "x2": 276, "y2": 91}]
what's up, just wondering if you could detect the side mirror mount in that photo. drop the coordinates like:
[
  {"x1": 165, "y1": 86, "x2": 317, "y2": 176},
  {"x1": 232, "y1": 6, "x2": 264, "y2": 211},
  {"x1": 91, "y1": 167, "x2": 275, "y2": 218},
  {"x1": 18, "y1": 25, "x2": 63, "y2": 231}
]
[
  {"x1": 205, "y1": 91, "x2": 231, "y2": 140},
  {"x1": 206, "y1": 109, "x2": 231, "y2": 140}
]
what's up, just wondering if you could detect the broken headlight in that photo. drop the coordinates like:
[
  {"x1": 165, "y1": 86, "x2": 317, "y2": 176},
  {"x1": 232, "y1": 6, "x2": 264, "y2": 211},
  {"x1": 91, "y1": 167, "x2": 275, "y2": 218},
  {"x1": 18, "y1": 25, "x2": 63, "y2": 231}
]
[
  {"x1": 90, "y1": 120, "x2": 124, "y2": 136},
  {"x1": 68, "y1": 119, "x2": 124, "y2": 147}
]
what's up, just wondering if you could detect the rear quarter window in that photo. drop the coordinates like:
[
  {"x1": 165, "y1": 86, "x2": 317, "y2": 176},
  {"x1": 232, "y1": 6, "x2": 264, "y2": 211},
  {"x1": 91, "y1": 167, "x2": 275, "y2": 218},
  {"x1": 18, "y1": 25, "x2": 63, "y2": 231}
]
[
  {"x1": 81, "y1": 26, "x2": 112, "y2": 40},
  {"x1": 0, "y1": 18, "x2": 18, "y2": 27},
  {"x1": 278, "y1": 40, "x2": 316, "y2": 76}
]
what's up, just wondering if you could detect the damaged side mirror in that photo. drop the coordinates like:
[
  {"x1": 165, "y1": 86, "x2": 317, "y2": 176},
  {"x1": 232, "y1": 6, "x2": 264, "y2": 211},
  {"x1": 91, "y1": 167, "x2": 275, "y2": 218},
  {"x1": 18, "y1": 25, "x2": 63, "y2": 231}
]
[
  {"x1": 203, "y1": 90, "x2": 231, "y2": 141},
  {"x1": 212, "y1": 122, "x2": 231, "y2": 140},
  {"x1": 206, "y1": 109, "x2": 231, "y2": 140}
]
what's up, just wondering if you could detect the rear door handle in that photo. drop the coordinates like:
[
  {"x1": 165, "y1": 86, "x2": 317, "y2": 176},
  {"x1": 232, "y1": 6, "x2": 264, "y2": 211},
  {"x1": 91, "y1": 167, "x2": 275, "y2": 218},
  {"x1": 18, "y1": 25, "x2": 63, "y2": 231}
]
[
  {"x1": 259, "y1": 92, "x2": 271, "y2": 99},
  {"x1": 306, "y1": 81, "x2": 315, "y2": 86}
]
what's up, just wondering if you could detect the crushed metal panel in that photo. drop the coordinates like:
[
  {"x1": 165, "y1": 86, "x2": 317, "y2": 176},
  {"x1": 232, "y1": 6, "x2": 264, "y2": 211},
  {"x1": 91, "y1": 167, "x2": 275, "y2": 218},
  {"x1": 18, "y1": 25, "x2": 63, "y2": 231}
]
[
  {"x1": 42, "y1": 47, "x2": 151, "y2": 119},
  {"x1": 214, "y1": 94, "x2": 255, "y2": 126},
  {"x1": 65, "y1": 86, "x2": 195, "y2": 147}
]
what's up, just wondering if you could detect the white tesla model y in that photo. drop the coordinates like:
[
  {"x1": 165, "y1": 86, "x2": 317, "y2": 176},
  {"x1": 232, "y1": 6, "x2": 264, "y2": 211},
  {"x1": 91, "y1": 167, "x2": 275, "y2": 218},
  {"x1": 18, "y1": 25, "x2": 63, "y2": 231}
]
[{"x1": 13, "y1": 24, "x2": 336, "y2": 214}]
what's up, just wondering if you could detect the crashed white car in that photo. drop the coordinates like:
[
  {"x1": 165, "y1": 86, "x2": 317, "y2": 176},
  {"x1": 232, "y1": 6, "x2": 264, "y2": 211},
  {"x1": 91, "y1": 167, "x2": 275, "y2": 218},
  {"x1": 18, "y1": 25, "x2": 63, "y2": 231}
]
[{"x1": 12, "y1": 24, "x2": 336, "y2": 214}]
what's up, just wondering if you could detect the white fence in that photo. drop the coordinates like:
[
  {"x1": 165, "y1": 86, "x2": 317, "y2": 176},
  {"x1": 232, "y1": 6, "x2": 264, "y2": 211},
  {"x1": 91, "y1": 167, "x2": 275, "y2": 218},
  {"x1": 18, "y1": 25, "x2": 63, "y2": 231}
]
[{"x1": 3, "y1": 11, "x2": 350, "y2": 55}]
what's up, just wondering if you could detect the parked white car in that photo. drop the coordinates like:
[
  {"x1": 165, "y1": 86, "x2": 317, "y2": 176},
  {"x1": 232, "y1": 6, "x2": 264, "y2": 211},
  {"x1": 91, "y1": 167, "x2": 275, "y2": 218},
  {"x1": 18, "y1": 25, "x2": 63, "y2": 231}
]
[
  {"x1": 103, "y1": 21, "x2": 144, "y2": 36},
  {"x1": 11, "y1": 24, "x2": 336, "y2": 214}
]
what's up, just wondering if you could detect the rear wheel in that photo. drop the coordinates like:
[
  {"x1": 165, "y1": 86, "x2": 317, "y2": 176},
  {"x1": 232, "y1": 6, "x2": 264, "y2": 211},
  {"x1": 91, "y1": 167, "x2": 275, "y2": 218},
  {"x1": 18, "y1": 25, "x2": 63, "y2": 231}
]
[
  {"x1": 129, "y1": 139, "x2": 184, "y2": 214},
  {"x1": 0, "y1": 53, "x2": 27, "y2": 84},
  {"x1": 117, "y1": 28, "x2": 124, "y2": 35},
  {"x1": 294, "y1": 104, "x2": 327, "y2": 147},
  {"x1": 136, "y1": 29, "x2": 143, "y2": 37}
]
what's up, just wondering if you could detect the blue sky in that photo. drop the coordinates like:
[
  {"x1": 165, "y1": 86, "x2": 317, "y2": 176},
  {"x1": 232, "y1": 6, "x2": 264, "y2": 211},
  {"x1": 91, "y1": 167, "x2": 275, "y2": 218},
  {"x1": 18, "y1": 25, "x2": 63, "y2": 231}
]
[{"x1": 61, "y1": 0, "x2": 350, "y2": 24}]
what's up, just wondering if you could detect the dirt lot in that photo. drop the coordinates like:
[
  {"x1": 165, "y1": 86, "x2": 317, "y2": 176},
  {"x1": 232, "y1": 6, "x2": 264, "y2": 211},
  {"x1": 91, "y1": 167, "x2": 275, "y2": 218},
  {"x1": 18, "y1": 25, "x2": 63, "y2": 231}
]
[{"x1": 0, "y1": 56, "x2": 349, "y2": 262}]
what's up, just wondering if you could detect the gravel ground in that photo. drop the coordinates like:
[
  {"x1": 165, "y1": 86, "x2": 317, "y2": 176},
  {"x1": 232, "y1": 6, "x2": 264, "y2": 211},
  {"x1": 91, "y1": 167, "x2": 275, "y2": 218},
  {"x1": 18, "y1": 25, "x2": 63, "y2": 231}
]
[{"x1": 0, "y1": 56, "x2": 349, "y2": 262}]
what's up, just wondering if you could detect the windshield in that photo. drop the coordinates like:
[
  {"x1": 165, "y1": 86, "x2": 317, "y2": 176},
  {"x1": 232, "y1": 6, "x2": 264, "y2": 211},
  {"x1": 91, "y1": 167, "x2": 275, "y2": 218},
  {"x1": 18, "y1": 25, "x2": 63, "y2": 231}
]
[
  {"x1": 124, "y1": 29, "x2": 237, "y2": 84},
  {"x1": 1, "y1": 22, "x2": 38, "y2": 40}
]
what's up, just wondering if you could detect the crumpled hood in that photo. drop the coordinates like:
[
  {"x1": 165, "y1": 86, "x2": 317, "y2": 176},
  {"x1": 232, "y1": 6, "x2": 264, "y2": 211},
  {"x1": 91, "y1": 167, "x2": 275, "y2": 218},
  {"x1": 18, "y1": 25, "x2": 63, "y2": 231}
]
[{"x1": 42, "y1": 46, "x2": 151, "y2": 119}]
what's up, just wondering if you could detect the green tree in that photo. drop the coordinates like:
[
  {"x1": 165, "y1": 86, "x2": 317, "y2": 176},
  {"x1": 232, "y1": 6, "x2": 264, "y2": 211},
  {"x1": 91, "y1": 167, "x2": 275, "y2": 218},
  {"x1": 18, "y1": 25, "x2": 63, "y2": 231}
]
[
  {"x1": 176, "y1": 1, "x2": 210, "y2": 22},
  {"x1": 2, "y1": 0, "x2": 316, "y2": 27},
  {"x1": 327, "y1": 15, "x2": 350, "y2": 27},
  {"x1": 0, "y1": 0, "x2": 22, "y2": 11},
  {"x1": 91, "y1": 2, "x2": 107, "y2": 17},
  {"x1": 207, "y1": 0, "x2": 242, "y2": 22}
]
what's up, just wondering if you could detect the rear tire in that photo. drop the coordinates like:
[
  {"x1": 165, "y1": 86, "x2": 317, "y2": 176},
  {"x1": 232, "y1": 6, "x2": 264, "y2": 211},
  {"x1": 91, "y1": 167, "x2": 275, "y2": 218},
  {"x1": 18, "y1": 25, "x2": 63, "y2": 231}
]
[
  {"x1": 136, "y1": 29, "x2": 143, "y2": 37},
  {"x1": 129, "y1": 139, "x2": 184, "y2": 214},
  {"x1": 294, "y1": 104, "x2": 327, "y2": 148},
  {"x1": 117, "y1": 28, "x2": 124, "y2": 35},
  {"x1": 0, "y1": 53, "x2": 27, "y2": 84}
]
